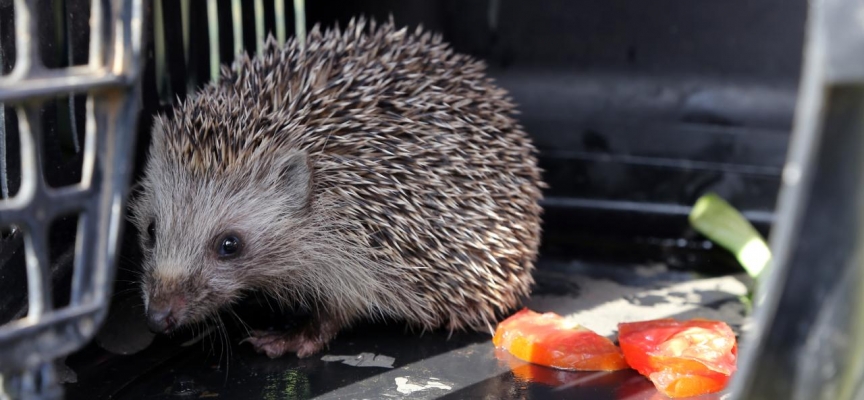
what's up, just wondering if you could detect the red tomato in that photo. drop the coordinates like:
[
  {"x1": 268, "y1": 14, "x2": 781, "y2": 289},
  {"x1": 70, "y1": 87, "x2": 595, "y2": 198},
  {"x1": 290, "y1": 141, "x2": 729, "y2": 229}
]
[
  {"x1": 493, "y1": 309, "x2": 629, "y2": 371},
  {"x1": 618, "y1": 318, "x2": 738, "y2": 398}
]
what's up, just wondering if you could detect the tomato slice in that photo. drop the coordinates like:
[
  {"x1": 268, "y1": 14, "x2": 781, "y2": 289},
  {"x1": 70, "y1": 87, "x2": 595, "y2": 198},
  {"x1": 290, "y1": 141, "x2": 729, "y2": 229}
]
[
  {"x1": 618, "y1": 318, "x2": 738, "y2": 398},
  {"x1": 496, "y1": 348, "x2": 628, "y2": 387},
  {"x1": 493, "y1": 308, "x2": 629, "y2": 371}
]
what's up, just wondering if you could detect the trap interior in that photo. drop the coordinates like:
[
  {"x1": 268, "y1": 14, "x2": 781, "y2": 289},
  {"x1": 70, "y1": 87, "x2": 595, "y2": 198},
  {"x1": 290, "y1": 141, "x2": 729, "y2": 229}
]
[{"x1": 0, "y1": 0, "x2": 807, "y2": 399}]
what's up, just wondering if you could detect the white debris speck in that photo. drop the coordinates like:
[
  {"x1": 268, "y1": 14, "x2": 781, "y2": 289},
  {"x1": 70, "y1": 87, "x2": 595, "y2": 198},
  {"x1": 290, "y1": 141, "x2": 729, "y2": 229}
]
[
  {"x1": 321, "y1": 352, "x2": 395, "y2": 368},
  {"x1": 394, "y1": 377, "x2": 452, "y2": 395}
]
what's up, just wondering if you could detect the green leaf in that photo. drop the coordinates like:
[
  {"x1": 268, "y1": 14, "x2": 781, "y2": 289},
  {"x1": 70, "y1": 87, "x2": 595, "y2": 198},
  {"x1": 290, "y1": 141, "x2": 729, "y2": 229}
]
[{"x1": 689, "y1": 193, "x2": 771, "y2": 279}]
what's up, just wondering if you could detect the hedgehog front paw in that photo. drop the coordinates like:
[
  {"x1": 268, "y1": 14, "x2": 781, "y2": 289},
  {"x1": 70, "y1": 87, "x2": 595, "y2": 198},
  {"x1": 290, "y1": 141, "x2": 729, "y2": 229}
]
[
  {"x1": 242, "y1": 329, "x2": 327, "y2": 359},
  {"x1": 243, "y1": 312, "x2": 344, "y2": 358},
  {"x1": 241, "y1": 331, "x2": 327, "y2": 358}
]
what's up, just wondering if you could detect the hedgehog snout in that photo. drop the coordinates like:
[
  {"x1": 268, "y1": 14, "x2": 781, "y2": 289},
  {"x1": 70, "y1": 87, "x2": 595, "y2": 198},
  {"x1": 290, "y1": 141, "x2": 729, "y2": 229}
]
[{"x1": 145, "y1": 294, "x2": 188, "y2": 333}]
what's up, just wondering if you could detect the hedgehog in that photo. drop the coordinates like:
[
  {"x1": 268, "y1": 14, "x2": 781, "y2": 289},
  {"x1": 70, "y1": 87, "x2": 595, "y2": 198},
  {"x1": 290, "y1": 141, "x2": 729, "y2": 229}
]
[{"x1": 128, "y1": 17, "x2": 545, "y2": 358}]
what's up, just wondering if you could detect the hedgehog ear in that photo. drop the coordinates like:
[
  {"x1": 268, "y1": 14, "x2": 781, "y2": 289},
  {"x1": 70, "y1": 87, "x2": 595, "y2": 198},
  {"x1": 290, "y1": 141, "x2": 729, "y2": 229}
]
[{"x1": 277, "y1": 151, "x2": 313, "y2": 211}]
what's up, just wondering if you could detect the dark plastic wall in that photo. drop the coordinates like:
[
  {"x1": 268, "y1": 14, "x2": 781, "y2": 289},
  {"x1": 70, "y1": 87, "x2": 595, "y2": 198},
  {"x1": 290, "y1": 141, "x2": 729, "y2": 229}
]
[{"x1": 303, "y1": 0, "x2": 806, "y2": 269}]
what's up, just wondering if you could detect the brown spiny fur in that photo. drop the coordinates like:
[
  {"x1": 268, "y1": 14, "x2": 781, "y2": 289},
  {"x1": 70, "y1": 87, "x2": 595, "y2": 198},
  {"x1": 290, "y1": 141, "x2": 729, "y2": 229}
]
[{"x1": 129, "y1": 17, "x2": 545, "y2": 357}]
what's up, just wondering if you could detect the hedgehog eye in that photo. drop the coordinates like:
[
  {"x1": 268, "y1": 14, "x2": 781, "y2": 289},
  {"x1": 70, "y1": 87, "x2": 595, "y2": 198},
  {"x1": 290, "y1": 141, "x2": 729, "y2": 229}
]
[
  {"x1": 216, "y1": 234, "x2": 243, "y2": 258},
  {"x1": 145, "y1": 221, "x2": 156, "y2": 249}
]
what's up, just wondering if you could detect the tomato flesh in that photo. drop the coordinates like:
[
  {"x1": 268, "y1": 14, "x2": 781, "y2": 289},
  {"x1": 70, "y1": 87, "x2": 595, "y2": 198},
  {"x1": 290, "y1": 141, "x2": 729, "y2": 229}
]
[
  {"x1": 493, "y1": 309, "x2": 629, "y2": 371},
  {"x1": 618, "y1": 318, "x2": 738, "y2": 398}
]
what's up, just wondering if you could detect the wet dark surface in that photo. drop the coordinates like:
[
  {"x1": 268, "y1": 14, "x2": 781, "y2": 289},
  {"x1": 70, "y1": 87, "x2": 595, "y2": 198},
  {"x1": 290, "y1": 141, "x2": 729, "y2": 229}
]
[
  {"x1": 64, "y1": 322, "x2": 725, "y2": 400},
  {"x1": 63, "y1": 261, "x2": 739, "y2": 400}
]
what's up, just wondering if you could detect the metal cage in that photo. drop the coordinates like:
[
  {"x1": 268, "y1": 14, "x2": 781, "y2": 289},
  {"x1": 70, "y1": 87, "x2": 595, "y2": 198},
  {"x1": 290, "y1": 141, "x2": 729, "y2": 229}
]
[{"x1": 0, "y1": 0, "x2": 142, "y2": 398}]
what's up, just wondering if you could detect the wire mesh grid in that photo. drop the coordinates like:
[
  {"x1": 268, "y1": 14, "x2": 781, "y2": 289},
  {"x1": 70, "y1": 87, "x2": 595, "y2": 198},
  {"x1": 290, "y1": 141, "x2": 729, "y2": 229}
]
[{"x1": 0, "y1": 0, "x2": 143, "y2": 398}]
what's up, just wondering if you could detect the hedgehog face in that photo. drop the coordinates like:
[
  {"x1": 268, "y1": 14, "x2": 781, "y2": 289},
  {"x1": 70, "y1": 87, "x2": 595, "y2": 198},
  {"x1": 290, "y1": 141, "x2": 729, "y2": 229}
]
[{"x1": 129, "y1": 146, "x2": 313, "y2": 334}]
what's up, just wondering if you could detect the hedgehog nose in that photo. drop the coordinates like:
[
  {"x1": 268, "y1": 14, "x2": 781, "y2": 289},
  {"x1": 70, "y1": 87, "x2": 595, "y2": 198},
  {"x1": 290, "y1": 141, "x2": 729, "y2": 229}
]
[{"x1": 146, "y1": 304, "x2": 177, "y2": 333}]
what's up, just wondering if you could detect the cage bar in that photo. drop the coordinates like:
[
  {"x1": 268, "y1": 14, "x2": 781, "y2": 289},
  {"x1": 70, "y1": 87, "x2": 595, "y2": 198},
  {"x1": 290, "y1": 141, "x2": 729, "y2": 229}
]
[{"x1": 0, "y1": 1, "x2": 143, "y2": 399}]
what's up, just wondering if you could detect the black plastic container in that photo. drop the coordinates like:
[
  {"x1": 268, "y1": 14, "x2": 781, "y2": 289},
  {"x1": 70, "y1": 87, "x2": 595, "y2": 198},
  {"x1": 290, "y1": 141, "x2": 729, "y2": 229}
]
[{"x1": 7, "y1": 1, "x2": 862, "y2": 399}]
